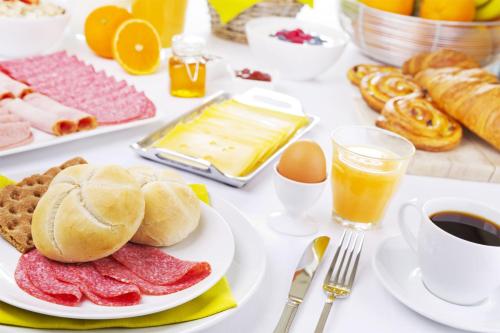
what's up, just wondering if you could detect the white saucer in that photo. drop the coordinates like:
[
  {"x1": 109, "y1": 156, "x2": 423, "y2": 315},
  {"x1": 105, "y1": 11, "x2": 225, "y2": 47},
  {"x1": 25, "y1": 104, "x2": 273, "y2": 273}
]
[{"x1": 373, "y1": 236, "x2": 500, "y2": 333}]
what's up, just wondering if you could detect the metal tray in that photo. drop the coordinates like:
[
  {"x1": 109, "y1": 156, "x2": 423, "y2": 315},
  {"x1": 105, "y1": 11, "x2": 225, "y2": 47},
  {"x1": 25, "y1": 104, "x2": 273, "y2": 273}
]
[{"x1": 131, "y1": 88, "x2": 319, "y2": 187}]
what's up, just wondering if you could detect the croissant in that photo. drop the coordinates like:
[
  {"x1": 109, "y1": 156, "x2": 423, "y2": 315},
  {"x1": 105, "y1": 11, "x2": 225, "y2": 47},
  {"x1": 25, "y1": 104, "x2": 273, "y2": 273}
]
[
  {"x1": 415, "y1": 67, "x2": 500, "y2": 150},
  {"x1": 376, "y1": 94, "x2": 462, "y2": 152},
  {"x1": 360, "y1": 72, "x2": 422, "y2": 112},
  {"x1": 347, "y1": 64, "x2": 401, "y2": 86},
  {"x1": 403, "y1": 49, "x2": 480, "y2": 76}
]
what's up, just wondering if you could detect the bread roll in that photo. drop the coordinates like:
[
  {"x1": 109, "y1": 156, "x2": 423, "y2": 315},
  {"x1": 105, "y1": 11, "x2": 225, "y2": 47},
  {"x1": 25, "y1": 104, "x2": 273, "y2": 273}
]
[
  {"x1": 32, "y1": 165, "x2": 145, "y2": 263},
  {"x1": 128, "y1": 166, "x2": 201, "y2": 247}
]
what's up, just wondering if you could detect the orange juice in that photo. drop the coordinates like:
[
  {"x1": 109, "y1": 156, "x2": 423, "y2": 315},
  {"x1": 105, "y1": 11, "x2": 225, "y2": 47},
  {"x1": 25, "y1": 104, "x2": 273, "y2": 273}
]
[
  {"x1": 132, "y1": 0, "x2": 188, "y2": 48},
  {"x1": 331, "y1": 145, "x2": 406, "y2": 225}
]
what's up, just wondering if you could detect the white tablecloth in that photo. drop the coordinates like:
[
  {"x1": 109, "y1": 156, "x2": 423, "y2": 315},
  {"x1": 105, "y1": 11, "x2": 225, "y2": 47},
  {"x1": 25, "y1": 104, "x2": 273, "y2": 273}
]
[{"x1": 1, "y1": 1, "x2": 499, "y2": 332}]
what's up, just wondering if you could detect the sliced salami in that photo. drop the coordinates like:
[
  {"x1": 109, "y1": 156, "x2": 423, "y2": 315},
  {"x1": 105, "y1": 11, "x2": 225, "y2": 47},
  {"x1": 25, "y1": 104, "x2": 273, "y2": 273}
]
[
  {"x1": 15, "y1": 250, "x2": 82, "y2": 306},
  {"x1": 54, "y1": 263, "x2": 141, "y2": 306},
  {"x1": 112, "y1": 243, "x2": 211, "y2": 286},
  {"x1": 0, "y1": 51, "x2": 156, "y2": 125},
  {"x1": 93, "y1": 257, "x2": 209, "y2": 296}
]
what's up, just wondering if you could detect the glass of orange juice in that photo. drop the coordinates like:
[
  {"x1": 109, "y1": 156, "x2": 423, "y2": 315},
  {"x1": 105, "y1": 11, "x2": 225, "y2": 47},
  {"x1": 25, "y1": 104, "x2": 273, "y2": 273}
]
[
  {"x1": 331, "y1": 126, "x2": 415, "y2": 230},
  {"x1": 132, "y1": 0, "x2": 188, "y2": 48}
]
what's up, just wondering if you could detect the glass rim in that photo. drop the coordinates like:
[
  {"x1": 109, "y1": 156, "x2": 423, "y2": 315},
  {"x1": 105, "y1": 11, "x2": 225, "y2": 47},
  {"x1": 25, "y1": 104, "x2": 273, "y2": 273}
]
[{"x1": 330, "y1": 125, "x2": 416, "y2": 162}]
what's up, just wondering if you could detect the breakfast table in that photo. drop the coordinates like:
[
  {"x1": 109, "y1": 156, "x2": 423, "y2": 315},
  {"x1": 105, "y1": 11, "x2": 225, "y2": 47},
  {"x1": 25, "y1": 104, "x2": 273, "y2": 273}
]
[{"x1": 1, "y1": 0, "x2": 499, "y2": 332}]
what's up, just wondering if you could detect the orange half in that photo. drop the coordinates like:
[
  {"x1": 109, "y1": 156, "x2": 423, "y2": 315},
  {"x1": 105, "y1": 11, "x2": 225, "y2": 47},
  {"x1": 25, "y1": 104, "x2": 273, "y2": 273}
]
[{"x1": 112, "y1": 19, "x2": 161, "y2": 75}]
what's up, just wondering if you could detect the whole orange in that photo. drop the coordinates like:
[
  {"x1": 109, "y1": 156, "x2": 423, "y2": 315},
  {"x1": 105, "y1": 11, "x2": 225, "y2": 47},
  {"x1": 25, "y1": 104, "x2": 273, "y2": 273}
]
[
  {"x1": 360, "y1": 0, "x2": 414, "y2": 16},
  {"x1": 420, "y1": 0, "x2": 475, "y2": 22},
  {"x1": 85, "y1": 6, "x2": 132, "y2": 59}
]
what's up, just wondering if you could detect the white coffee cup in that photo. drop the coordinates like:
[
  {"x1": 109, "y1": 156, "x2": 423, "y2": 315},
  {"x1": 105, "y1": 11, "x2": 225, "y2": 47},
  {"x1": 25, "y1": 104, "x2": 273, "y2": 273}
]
[{"x1": 399, "y1": 197, "x2": 500, "y2": 305}]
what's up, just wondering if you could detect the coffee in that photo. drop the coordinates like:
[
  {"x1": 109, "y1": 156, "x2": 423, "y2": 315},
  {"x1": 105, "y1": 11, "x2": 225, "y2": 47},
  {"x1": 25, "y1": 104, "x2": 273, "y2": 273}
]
[{"x1": 430, "y1": 211, "x2": 500, "y2": 247}]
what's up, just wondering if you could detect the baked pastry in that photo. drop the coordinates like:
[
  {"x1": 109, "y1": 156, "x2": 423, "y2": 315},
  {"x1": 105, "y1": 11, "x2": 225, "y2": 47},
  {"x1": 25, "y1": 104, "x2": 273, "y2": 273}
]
[
  {"x1": 32, "y1": 164, "x2": 145, "y2": 263},
  {"x1": 402, "y1": 49, "x2": 480, "y2": 76},
  {"x1": 360, "y1": 72, "x2": 422, "y2": 113},
  {"x1": 415, "y1": 67, "x2": 500, "y2": 150},
  {"x1": 347, "y1": 64, "x2": 401, "y2": 86},
  {"x1": 128, "y1": 166, "x2": 201, "y2": 247},
  {"x1": 376, "y1": 94, "x2": 462, "y2": 152},
  {"x1": 0, "y1": 157, "x2": 87, "y2": 253}
]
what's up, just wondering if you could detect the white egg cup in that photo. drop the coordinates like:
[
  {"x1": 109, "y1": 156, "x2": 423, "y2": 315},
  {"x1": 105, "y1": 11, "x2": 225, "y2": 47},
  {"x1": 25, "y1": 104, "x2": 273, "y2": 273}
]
[{"x1": 268, "y1": 163, "x2": 327, "y2": 236}]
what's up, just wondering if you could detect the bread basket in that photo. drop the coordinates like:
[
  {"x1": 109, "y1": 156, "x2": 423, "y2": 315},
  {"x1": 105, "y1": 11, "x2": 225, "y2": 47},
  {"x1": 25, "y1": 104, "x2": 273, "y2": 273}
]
[
  {"x1": 339, "y1": 0, "x2": 500, "y2": 66},
  {"x1": 208, "y1": 0, "x2": 303, "y2": 43}
]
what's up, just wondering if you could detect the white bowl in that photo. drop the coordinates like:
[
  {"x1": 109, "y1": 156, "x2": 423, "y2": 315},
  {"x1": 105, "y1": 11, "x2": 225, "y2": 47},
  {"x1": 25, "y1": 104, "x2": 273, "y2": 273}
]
[
  {"x1": 245, "y1": 17, "x2": 349, "y2": 81},
  {"x1": 0, "y1": 11, "x2": 70, "y2": 58}
]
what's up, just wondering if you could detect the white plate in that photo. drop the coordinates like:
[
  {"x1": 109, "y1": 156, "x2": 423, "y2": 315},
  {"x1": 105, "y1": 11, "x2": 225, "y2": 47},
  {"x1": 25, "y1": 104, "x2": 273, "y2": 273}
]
[
  {"x1": 373, "y1": 236, "x2": 500, "y2": 333},
  {"x1": 0, "y1": 115, "x2": 160, "y2": 158},
  {"x1": 0, "y1": 194, "x2": 266, "y2": 333},
  {"x1": 0, "y1": 202, "x2": 235, "y2": 320}
]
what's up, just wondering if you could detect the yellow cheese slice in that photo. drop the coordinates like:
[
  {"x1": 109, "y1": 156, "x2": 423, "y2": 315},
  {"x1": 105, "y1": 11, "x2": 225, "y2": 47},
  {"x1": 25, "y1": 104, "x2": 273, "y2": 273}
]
[
  {"x1": 154, "y1": 125, "x2": 263, "y2": 176},
  {"x1": 153, "y1": 99, "x2": 310, "y2": 176}
]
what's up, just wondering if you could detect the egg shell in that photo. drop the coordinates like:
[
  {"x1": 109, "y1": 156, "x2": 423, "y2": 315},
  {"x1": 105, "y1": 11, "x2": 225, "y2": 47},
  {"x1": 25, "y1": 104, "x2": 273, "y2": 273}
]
[{"x1": 277, "y1": 140, "x2": 327, "y2": 183}]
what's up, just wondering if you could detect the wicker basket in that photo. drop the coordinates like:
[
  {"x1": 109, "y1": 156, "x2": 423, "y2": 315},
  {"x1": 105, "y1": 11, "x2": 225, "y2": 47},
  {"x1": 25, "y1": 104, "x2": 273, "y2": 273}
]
[{"x1": 208, "y1": 0, "x2": 303, "y2": 44}]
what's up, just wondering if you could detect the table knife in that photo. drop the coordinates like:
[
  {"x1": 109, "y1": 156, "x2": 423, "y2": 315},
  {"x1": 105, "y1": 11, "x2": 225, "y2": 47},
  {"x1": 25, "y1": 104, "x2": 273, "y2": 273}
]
[{"x1": 273, "y1": 236, "x2": 330, "y2": 333}]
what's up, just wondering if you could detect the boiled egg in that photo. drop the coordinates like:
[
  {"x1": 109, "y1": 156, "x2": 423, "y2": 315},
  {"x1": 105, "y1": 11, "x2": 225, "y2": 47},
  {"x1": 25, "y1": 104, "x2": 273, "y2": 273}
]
[{"x1": 277, "y1": 140, "x2": 327, "y2": 183}]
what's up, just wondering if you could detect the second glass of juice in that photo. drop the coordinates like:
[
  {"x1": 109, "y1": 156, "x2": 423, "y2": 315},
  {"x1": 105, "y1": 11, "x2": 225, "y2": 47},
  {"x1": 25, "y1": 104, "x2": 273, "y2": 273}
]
[{"x1": 331, "y1": 126, "x2": 415, "y2": 230}]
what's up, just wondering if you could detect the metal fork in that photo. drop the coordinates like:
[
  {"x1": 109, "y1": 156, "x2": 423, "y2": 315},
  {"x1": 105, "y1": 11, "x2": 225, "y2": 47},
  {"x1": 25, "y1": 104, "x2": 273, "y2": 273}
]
[{"x1": 314, "y1": 230, "x2": 364, "y2": 333}]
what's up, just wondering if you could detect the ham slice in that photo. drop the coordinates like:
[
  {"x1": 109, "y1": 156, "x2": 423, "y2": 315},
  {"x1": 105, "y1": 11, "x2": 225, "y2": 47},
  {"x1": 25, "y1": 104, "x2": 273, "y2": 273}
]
[
  {"x1": 0, "y1": 109, "x2": 32, "y2": 150},
  {"x1": 1, "y1": 98, "x2": 76, "y2": 135},
  {"x1": 0, "y1": 72, "x2": 32, "y2": 99},
  {"x1": 23, "y1": 93, "x2": 97, "y2": 132},
  {"x1": 0, "y1": 52, "x2": 156, "y2": 124}
]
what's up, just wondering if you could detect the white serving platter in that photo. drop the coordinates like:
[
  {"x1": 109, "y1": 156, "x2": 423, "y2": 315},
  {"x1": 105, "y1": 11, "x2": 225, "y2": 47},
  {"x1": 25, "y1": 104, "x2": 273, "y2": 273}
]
[
  {"x1": 0, "y1": 201, "x2": 235, "y2": 320},
  {"x1": 0, "y1": 194, "x2": 266, "y2": 333},
  {"x1": 0, "y1": 115, "x2": 161, "y2": 158}
]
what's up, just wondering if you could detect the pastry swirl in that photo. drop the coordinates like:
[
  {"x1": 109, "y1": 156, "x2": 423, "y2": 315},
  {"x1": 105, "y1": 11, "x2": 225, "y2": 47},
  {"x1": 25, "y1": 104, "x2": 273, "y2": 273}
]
[
  {"x1": 360, "y1": 72, "x2": 422, "y2": 113},
  {"x1": 376, "y1": 94, "x2": 462, "y2": 152},
  {"x1": 347, "y1": 64, "x2": 401, "y2": 86}
]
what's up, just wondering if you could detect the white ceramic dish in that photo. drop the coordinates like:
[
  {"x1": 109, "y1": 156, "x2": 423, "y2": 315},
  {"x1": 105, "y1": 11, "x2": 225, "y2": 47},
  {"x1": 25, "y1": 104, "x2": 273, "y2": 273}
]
[
  {"x1": 226, "y1": 65, "x2": 277, "y2": 91},
  {"x1": 0, "y1": 201, "x2": 235, "y2": 320},
  {"x1": 0, "y1": 3, "x2": 70, "y2": 58},
  {"x1": 245, "y1": 17, "x2": 349, "y2": 81},
  {"x1": 373, "y1": 236, "x2": 500, "y2": 333},
  {"x1": 0, "y1": 194, "x2": 266, "y2": 333},
  {"x1": 0, "y1": 115, "x2": 160, "y2": 158}
]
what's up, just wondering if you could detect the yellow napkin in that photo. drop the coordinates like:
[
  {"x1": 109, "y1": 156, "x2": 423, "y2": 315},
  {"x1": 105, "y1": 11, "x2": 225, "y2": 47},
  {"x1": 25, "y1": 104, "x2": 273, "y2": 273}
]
[
  {"x1": 208, "y1": 0, "x2": 314, "y2": 24},
  {"x1": 0, "y1": 179, "x2": 237, "y2": 329}
]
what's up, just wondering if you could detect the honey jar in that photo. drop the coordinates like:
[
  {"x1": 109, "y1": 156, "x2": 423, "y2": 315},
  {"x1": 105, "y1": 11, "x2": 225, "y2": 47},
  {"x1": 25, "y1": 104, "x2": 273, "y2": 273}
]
[{"x1": 169, "y1": 35, "x2": 206, "y2": 98}]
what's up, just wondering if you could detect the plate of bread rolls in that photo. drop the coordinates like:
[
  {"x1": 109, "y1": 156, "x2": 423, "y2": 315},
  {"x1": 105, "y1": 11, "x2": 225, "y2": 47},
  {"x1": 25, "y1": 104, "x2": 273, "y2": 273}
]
[{"x1": 0, "y1": 159, "x2": 235, "y2": 319}]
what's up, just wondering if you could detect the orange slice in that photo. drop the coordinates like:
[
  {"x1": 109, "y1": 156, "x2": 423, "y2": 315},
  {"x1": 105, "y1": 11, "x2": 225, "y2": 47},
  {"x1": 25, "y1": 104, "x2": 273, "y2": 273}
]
[
  {"x1": 112, "y1": 19, "x2": 161, "y2": 75},
  {"x1": 84, "y1": 6, "x2": 132, "y2": 59}
]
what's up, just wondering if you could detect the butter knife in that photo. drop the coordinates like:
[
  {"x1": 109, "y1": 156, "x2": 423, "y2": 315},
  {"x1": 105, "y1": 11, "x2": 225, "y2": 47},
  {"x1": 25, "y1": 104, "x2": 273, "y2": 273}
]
[{"x1": 273, "y1": 236, "x2": 330, "y2": 333}]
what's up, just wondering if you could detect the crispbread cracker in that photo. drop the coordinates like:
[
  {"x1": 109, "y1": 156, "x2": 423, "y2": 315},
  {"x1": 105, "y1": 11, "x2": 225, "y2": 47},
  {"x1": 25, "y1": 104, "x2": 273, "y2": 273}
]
[{"x1": 0, "y1": 157, "x2": 87, "y2": 252}]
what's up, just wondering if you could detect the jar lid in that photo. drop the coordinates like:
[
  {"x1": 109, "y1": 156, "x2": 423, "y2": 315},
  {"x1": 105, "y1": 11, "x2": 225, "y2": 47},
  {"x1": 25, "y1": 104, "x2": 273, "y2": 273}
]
[{"x1": 172, "y1": 34, "x2": 205, "y2": 57}]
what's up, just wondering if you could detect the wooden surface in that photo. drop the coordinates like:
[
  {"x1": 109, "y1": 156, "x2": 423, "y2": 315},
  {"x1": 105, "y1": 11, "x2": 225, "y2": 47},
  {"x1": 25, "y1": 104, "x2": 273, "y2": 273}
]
[{"x1": 354, "y1": 95, "x2": 500, "y2": 184}]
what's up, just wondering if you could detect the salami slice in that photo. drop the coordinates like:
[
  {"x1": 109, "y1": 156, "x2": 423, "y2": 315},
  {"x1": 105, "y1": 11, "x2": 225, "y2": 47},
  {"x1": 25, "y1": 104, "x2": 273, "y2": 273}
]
[
  {"x1": 15, "y1": 250, "x2": 82, "y2": 306},
  {"x1": 0, "y1": 52, "x2": 156, "y2": 125},
  {"x1": 112, "y1": 243, "x2": 211, "y2": 286},
  {"x1": 93, "y1": 257, "x2": 209, "y2": 296},
  {"x1": 54, "y1": 263, "x2": 141, "y2": 306}
]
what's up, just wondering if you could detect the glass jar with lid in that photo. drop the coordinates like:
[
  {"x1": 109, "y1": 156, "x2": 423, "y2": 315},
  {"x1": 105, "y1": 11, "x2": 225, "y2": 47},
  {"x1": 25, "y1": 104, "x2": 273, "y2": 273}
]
[{"x1": 169, "y1": 34, "x2": 206, "y2": 98}]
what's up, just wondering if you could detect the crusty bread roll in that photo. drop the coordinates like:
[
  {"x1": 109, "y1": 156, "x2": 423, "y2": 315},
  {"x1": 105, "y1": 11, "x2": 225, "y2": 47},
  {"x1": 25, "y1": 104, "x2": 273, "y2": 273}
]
[
  {"x1": 32, "y1": 165, "x2": 145, "y2": 263},
  {"x1": 128, "y1": 166, "x2": 201, "y2": 247}
]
